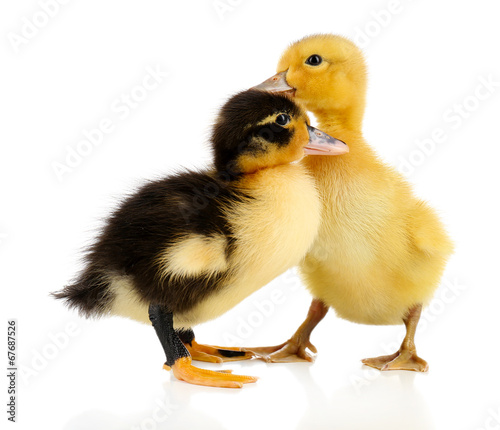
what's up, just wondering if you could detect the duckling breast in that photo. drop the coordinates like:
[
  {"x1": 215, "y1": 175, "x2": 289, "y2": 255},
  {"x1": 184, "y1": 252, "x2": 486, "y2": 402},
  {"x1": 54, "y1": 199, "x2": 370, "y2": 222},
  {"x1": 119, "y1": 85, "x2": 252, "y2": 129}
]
[
  {"x1": 174, "y1": 163, "x2": 322, "y2": 328},
  {"x1": 230, "y1": 163, "x2": 322, "y2": 276}
]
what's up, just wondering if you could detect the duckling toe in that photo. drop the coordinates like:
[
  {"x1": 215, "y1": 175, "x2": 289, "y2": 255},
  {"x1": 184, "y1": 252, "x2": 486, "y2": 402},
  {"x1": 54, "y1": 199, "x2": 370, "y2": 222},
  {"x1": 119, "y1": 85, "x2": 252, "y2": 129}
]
[
  {"x1": 361, "y1": 353, "x2": 399, "y2": 370},
  {"x1": 186, "y1": 348, "x2": 224, "y2": 364},
  {"x1": 186, "y1": 340, "x2": 255, "y2": 363},
  {"x1": 243, "y1": 338, "x2": 317, "y2": 363}
]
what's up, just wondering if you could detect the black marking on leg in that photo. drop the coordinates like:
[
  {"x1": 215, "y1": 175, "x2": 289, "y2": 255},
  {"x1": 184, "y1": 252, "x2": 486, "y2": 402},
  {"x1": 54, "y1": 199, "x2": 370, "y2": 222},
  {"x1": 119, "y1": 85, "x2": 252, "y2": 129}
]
[
  {"x1": 149, "y1": 304, "x2": 190, "y2": 367},
  {"x1": 218, "y1": 349, "x2": 246, "y2": 358},
  {"x1": 176, "y1": 328, "x2": 195, "y2": 346}
]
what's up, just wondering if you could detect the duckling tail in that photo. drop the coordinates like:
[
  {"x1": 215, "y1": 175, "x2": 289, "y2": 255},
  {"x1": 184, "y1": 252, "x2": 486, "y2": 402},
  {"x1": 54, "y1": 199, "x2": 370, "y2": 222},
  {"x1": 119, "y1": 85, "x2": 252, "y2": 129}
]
[{"x1": 51, "y1": 267, "x2": 113, "y2": 318}]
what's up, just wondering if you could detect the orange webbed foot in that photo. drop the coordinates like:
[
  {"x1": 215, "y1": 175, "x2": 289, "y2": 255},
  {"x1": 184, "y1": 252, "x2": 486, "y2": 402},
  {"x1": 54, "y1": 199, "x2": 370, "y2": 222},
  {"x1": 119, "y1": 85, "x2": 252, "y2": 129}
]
[
  {"x1": 242, "y1": 338, "x2": 318, "y2": 363},
  {"x1": 186, "y1": 340, "x2": 258, "y2": 363},
  {"x1": 167, "y1": 357, "x2": 258, "y2": 388},
  {"x1": 242, "y1": 298, "x2": 327, "y2": 363},
  {"x1": 362, "y1": 350, "x2": 429, "y2": 372}
]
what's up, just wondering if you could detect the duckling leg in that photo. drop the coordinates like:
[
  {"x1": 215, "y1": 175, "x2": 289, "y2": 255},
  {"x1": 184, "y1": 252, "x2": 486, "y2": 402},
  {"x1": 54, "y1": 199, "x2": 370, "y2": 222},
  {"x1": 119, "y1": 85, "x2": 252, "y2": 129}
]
[
  {"x1": 242, "y1": 299, "x2": 329, "y2": 363},
  {"x1": 177, "y1": 329, "x2": 256, "y2": 363},
  {"x1": 362, "y1": 304, "x2": 429, "y2": 372},
  {"x1": 148, "y1": 305, "x2": 258, "y2": 388}
]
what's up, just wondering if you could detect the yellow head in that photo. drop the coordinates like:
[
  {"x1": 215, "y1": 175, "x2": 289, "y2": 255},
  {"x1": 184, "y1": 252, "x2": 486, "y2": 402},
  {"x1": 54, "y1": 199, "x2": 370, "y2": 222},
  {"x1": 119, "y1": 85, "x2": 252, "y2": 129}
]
[{"x1": 256, "y1": 34, "x2": 368, "y2": 131}]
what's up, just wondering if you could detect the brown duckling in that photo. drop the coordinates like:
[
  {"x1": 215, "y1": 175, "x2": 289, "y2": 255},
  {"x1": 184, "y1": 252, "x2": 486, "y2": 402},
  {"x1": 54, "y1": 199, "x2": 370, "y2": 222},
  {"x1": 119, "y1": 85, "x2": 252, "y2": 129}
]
[{"x1": 53, "y1": 89, "x2": 348, "y2": 388}]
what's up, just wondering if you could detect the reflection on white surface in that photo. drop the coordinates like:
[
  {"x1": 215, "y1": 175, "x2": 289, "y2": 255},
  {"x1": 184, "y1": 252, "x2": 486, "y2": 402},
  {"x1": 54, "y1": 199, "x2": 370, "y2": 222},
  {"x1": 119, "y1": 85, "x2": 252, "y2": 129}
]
[
  {"x1": 40, "y1": 297, "x2": 499, "y2": 430},
  {"x1": 293, "y1": 367, "x2": 434, "y2": 430},
  {"x1": 63, "y1": 410, "x2": 126, "y2": 430},
  {"x1": 58, "y1": 362, "x2": 434, "y2": 430}
]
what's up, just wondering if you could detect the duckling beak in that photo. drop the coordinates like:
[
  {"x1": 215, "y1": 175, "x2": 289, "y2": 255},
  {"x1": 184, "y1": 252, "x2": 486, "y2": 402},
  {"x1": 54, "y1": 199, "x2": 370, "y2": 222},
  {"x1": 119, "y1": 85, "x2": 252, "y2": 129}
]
[
  {"x1": 252, "y1": 71, "x2": 294, "y2": 94},
  {"x1": 304, "y1": 125, "x2": 349, "y2": 156}
]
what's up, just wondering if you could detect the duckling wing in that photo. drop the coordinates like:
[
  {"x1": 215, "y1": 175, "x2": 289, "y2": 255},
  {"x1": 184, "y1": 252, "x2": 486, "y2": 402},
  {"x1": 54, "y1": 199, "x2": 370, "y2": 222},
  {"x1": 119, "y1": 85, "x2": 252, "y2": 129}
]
[{"x1": 156, "y1": 233, "x2": 229, "y2": 280}]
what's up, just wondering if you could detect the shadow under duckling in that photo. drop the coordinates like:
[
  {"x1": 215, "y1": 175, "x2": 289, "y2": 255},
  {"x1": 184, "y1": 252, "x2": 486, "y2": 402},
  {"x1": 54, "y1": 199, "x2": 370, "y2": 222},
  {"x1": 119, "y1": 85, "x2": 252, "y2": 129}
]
[
  {"x1": 253, "y1": 34, "x2": 454, "y2": 371},
  {"x1": 52, "y1": 89, "x2": 348, "y2": 388}
]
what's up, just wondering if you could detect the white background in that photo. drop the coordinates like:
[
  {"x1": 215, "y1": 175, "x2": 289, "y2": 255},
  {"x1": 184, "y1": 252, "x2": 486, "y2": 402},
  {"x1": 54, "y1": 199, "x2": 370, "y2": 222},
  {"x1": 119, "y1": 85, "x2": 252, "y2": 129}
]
[{"x1": 1, "y1": 1, "x2": 500, "y2": 429}]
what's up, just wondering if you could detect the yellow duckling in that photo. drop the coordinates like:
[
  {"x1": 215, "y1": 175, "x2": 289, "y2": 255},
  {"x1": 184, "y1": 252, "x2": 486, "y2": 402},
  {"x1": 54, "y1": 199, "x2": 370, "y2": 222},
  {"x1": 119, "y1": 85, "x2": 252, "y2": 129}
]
[{"x1": 253, "y1": 34, "x2": 454, "y2": 371}]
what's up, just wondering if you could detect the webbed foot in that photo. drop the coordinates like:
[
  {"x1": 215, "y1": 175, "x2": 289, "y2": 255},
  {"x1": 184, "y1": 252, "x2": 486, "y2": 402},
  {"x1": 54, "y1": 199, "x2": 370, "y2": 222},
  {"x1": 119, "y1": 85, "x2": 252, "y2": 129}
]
[
  {"x1": 243, "y1": 338, "x2": 317, "y2": 363},
  {"x1": 166, "y1": 357, "x2": 258, "y2": 388},
  {"x1": 186, "y1": 340, "x2": 257, "y2": 363},
  {"x1": 362, "y1": 350, "x2": 429, "y2": 372}
]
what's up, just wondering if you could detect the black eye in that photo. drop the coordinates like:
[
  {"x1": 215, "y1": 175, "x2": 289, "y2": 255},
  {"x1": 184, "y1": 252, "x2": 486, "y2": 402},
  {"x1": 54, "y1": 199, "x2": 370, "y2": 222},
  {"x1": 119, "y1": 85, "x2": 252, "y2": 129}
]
[
  {"x1": 275, "y1": 114, "x2": 290, "y2": 126},
  {"x1": 306, "y1": 54, "x2": 322, "y2": 66}
]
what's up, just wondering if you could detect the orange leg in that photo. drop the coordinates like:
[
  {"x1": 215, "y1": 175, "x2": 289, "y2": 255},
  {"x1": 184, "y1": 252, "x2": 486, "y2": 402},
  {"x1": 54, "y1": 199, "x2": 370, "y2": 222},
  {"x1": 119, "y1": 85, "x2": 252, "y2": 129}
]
[
  {"x1": 243, "y1": 299, "x2": 329, "y2": 363},
  {"x1": 362, "y1": 304, "x2": 429, "y2": 372},
  {"x1": 149, "y1": 305, "x2": 258, "y2": 388}
]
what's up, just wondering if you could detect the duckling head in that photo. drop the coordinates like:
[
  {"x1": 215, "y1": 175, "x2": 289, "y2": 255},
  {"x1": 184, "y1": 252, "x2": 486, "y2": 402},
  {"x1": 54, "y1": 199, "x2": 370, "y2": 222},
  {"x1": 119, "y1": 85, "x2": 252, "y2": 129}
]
[
  {"x1": 212, "y1": 89, "x2": 348, "y2": 176},
  {"x1": 254, "y1": 34, "x2": 367, "y2": 131}
]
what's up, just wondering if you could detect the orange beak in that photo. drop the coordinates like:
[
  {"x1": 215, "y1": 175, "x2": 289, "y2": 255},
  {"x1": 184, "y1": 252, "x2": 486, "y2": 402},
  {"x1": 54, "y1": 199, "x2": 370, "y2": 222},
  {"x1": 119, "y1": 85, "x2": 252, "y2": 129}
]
[{"x1": 252, "y1": 71, "x2": 294, "y2": 94}]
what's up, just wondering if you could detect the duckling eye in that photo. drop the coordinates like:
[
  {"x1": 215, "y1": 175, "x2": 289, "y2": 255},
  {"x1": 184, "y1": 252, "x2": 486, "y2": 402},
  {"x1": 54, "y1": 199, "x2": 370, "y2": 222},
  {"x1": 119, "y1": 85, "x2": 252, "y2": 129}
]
[
  {"x1": 275, "y1": 114, "x2": 290, "y2": 126},
  {"x1": 306, "y1": 54, "x2": 322, "y2": 66}
]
